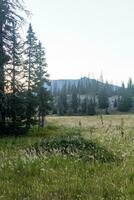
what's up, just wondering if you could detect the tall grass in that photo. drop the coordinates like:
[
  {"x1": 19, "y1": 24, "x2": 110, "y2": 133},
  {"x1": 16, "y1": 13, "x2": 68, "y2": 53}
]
[{"x1": 0, "y1": 115, "x2": 134, "y2": 199}]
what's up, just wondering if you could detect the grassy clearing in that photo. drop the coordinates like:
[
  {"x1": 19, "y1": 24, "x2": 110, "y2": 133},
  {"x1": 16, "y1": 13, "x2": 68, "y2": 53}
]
[{"x1": 0, "y1": 115, "x2": 134, "y2": 199}]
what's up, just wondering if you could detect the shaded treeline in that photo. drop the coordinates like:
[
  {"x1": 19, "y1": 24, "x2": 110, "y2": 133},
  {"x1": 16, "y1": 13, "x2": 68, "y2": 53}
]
[{"x1": 52, "y1": 77, "x2": 134, "y2": 115}]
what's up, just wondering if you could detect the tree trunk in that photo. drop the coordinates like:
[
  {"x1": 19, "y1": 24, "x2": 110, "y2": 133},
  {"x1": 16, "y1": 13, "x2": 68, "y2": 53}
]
[
  {"x1": 0, "y1": 23, "x2": 6, "y2": 130},
  {"x1": 41, "y1": 113, "x2": 45, "y2": 128},
  {"x1": 12, "y1": 22, "x2": 17, "y2": 129}
]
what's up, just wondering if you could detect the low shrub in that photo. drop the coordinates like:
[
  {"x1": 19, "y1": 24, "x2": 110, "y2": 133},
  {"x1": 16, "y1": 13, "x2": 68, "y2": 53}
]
[{"x1": 28, "y1": 136, "x2": 117, "y2": 163}]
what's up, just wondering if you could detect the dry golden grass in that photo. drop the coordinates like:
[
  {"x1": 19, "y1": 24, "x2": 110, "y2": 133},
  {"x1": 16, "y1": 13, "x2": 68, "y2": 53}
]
[{"x1": 47, "y1": 114, "x2": 134, "y2": 128}]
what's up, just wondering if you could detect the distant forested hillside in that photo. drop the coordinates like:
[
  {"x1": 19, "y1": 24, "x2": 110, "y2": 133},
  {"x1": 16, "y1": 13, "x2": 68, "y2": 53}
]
[
  {"x1": 50, "y1": 77, "x2": 134, "y2": 115},
  {"x1": 50, "y1": 77, "x2": 118, "y2": 95}
]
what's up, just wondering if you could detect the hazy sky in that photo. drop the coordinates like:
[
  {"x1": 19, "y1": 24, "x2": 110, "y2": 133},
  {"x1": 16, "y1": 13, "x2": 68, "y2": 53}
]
[{"x1": 26, "y1": 0, "x2": 134, "y2": 85}]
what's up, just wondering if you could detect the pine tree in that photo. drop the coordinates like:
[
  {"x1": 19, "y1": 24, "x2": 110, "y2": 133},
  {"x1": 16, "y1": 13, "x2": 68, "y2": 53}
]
[
  {"x1": 118, "y1": 95, "x2": 133, "y2": 112},
  {"x1": 117, "y1": 80, "x2": 133, "y2": 112},
  {"x1": 87, "y1": 98, "x2": 96, "y2": 115},
  {"x1": 6, "y1": 21, "x2": 26, "y2": 131},
  {"x1": 0, "y1": 0, "x2": 27, "y2": 131},
  {"x1": 24, "y1": 23, "x2": 38, "y2": 128},
  {"x1": 119, "y1": 82, "x2": 125, "y2": 96},
  {"x1": 81, "y1": 97, "x2": 88, "y2": 115},
  {"x1": 52, "y1": 81, "x2": 58, "y2": 96},
  {"x1": 98, "y1": 87, "x2": 109, "y2": 113},
  {"x1": 71, "y1": 85, "x2": 78, "y2": 114},
  {"x1": 35, "y1": 41, "x2": 50, "y2": 128},
  {"x1": 127, "y1": 78, "x2": 134, "y2": 97},
  {"x1": 57, "y1": 85, "x2": 68, "y2": 115},
  {"x1": 114, "y1": 98, "x2": 117, "y2": 108}
]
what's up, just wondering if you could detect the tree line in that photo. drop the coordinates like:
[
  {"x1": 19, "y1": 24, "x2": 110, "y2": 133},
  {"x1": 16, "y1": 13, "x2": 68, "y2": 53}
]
[
  {"x1": 0, "y1": 0, "x2": 50, "y2": 134},
  {"x1": 52, "y1": 78, "x2": 134, "y2": 115}
]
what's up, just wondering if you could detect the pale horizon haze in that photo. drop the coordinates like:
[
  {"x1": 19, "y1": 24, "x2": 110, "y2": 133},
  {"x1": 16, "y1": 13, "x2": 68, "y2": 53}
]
[{"x1": 26, "y1": 0, "x2": 134, "y2": 85}]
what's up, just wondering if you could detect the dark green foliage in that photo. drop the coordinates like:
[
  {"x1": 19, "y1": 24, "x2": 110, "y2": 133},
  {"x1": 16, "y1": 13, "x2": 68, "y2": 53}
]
[
  {"x1": 0, "y1": 1, "x2": 51, "y2": 134},
  {"x1": 98, "y1": 89, "x2": 109, "y2": 110},
  {"x1": 53, "y1": 77, "x2": 134, "y2": 116},
  {"x1": 128, "y1": 173, "x2": 134, "y2": 182},
  {"x1": 24, "y1": 23, "x2": 38, "y2": 91},
  {"x1": 22, "y1": 24, "x2": 51, "y2": 129},
  {"x1": 118, "y1": 95, "x2": 133, "y2": 112},
  {"x1": 6, "y1": 22, "x2": 25, "y2": 131},
  {"x1": 71, "y1": 85, "x2": 78, "y2": 114},
  {"x1": 7, "y1": 94, "x2": 26, "y2": 124},
  {"x1": 52, "y1": 78, "x2": 121, "y2": 116},
  {"x1": 87, "y1": 98, "x2": 96, "y2": 115},
  {"x1": 81, "y1": 98, "x2": 87, "y2": 114},
  {"x1": 52, "y1": 77, "x2": 134, "y2": 115},
  {"x1": 30, "y1": 136, "x2": 117, "y2": 162},
  {"x1": 81, "y1": 97, "x2": 96, "y2": 115},
  {"x1": 0, "y1": 0, "x2": 27, "y2": 132},
  {"x1": 24, "y1": 24, "x2": 38, "y2": 128},
  {"x1": 114, "y1": 98, "x2": 118, "y2": 108},
  {"x1": 35, "y1": 42, "x2": 50, "y2": 128},
  {"x1": 57, "y1": 84, "x2": 68, "y2": 115},
  {"x1": 117, "y1": 80, "x2": 133, "y2": 112}
]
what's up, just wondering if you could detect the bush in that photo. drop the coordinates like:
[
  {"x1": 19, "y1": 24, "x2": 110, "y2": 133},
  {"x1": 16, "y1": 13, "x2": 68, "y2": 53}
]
[{"x1": 28, "y1": 136, "x2": 117, "y2": 163}]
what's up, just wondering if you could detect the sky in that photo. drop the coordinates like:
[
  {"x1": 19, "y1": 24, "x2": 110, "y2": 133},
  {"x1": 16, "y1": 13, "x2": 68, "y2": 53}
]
[{"x1": 25, "y1": 0, "x2": 134, "y2": 85}]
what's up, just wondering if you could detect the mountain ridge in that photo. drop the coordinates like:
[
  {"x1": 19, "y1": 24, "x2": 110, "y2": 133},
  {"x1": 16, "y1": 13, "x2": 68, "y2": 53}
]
[{"x1": 50, "y1": 77, "x2": 119, "y2": 93}]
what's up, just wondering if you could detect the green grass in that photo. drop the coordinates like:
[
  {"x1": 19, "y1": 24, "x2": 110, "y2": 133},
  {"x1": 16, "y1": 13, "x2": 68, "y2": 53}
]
[{"x1": 0, "y1": 115, "x2": 134, "y2": 199}]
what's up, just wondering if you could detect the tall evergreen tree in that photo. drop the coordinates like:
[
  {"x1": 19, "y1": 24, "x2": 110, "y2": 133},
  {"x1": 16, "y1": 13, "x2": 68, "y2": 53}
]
[
  {"x1": 24, "y1": 23, "x2": 38, "y2": 128},
  {"x1": 81, "y1": 97, "x2": 88, "y2": 115},
  {"x1": 118, "y1": 95, "x2": 133, "y2": 112},
  {"x1": 98, "y1": 87, "x2": 109, "y2": 113},
  {"x1": 6, "y1": 21, "x2": 26, "y2": 131},
  {"x1": 127, "y1": 78, "x2": 134, "y2": 96},
  {"x1": 71, "y1": 85, "x2": 78, "y2": 114},
  {"x1": 57, "y1": 84, "x2": 68, "y2": 115},
  {"x1": 87, "y1": 98, "x2": 96, "y2": 115},
  {"x1": 0, "y1": 0, "x2": 27, "y2": 131},
  {"x1": 35, "y1": 41, "x2": 50, "y2": 128}
]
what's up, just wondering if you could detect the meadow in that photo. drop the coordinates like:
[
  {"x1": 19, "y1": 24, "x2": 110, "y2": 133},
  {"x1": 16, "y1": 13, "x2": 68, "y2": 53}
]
[{"x1": 0, "y1": 115, "x2": 134, "y2": 199}]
